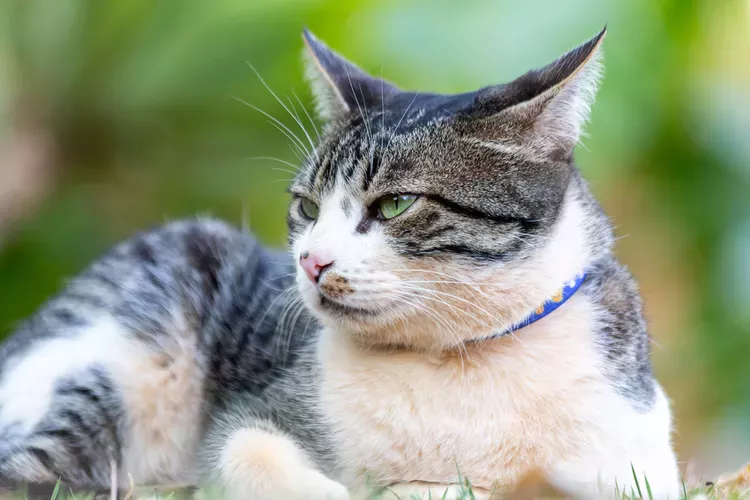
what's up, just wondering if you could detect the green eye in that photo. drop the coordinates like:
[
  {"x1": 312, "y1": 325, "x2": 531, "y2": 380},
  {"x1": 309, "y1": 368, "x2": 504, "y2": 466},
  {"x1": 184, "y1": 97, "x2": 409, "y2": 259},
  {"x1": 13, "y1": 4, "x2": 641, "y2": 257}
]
[
  {"x1": 377, "y1": 195, "x2": 418, "y2": 220},
  {"x1": 299, "y1": 197, "x2": 319, "y2": 220}
]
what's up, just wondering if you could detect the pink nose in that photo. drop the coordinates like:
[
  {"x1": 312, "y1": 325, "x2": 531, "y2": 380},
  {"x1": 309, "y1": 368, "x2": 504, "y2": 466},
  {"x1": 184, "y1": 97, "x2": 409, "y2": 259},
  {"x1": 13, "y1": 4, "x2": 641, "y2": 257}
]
[{"x1": 299, "y1": 251, "x2": 334, "y2": 283}]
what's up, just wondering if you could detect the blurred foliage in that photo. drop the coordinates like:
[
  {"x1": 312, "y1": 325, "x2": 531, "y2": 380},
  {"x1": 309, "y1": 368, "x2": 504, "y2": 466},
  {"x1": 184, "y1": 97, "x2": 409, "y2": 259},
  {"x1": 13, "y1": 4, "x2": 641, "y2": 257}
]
[{"x1": 0, "y1": 0, "x2": 748, "y2": 477}]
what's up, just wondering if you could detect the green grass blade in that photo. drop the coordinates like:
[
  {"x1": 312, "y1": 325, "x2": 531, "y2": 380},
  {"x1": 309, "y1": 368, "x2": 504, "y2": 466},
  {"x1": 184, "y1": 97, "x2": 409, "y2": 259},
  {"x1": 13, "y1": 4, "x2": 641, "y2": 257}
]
[
  {"x1": 387, "y1": 489, "x2": 403, "y2": 500},
  {"x1": 50, "y1": 479, "x2": 61, "y2": 500},
  {"x1": 631, "y1": 463, "x2": 643, "y2": 498},
  {"x1": 644, "y1": 474, "x2": 653, "y2": 500},
  {"x1": 465, "y1": 476, "x2": 476, "y2": 500},
  {"x1": 681, "y1": 476, "x2": 688, "y2": 500}
]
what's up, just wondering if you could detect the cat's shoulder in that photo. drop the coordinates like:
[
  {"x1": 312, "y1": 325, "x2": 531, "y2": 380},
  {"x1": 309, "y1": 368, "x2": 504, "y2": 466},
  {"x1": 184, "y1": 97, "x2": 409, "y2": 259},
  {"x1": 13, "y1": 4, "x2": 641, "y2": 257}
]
[{"x1": 583, "y1": 255, "x2": 656, "y2": 409}]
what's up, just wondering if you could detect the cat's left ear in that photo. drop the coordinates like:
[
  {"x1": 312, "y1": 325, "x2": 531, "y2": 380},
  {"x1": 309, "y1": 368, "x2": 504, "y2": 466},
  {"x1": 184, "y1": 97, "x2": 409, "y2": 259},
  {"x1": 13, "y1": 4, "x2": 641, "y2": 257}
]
[
  {"x1": 302, "y1": 29, "x2": 399, "y2": 123},
  {"x1": 466, "y1": 27, "x2": 606, "y2": 158}
]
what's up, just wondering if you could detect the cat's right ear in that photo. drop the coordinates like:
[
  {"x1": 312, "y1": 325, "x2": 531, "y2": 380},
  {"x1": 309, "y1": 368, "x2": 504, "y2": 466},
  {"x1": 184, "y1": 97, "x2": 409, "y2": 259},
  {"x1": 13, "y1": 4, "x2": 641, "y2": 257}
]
[{"x1": 302, "y1": 29, "x2": 398, "y2": 123}]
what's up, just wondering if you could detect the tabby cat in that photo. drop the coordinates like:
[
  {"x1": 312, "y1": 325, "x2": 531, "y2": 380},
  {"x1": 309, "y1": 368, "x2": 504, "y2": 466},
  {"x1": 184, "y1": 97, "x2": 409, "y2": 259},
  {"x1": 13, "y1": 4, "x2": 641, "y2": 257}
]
[{"x1": 0, "y1": 28, "x2": 680, "y2": 499}]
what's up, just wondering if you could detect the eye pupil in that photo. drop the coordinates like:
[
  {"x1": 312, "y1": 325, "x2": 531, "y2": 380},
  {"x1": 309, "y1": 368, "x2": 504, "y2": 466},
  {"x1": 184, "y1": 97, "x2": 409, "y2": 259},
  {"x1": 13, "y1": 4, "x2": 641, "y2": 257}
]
[
  {"x1": 299, "y1": 198, "x2": 319, "y2": 220},
  {"x1": 377, "y1": 194, "x2": 417, "y2": 220}
]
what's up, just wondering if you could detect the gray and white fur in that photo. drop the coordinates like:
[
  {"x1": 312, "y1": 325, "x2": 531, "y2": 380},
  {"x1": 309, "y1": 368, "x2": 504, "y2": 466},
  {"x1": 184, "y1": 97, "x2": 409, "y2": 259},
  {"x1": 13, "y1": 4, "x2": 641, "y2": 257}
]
[{"x1": 0, "y1": 28, "x2": 679, "y2": 499}]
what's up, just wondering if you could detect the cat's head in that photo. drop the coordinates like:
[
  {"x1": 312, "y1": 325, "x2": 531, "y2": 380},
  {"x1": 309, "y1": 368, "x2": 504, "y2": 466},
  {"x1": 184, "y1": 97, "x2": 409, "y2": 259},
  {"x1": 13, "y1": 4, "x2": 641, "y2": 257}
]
[{"x1": 289, "y1": 28, "x2": 613, "y2": 349}]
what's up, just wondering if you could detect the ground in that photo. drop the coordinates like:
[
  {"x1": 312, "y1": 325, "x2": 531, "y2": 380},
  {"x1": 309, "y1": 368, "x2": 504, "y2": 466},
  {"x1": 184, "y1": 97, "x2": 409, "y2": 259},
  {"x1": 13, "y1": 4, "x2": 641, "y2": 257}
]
[{"x1": 1, "y1": 463, "x2": 748, "y2": 500}]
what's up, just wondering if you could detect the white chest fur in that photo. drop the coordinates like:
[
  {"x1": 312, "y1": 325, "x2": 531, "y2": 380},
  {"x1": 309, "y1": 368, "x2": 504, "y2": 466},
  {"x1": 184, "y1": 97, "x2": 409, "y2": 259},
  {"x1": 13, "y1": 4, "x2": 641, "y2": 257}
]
[{"x1": 318, "y1": 295, "x2": 679, "y2": 498}]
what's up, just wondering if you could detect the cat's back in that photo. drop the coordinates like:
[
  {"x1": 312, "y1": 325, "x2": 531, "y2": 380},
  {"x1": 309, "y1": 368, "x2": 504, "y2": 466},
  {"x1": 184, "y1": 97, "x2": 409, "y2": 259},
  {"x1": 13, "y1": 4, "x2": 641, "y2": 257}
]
[{"x1": 0, "y1": 218, "x2": 258, "y2": 366}]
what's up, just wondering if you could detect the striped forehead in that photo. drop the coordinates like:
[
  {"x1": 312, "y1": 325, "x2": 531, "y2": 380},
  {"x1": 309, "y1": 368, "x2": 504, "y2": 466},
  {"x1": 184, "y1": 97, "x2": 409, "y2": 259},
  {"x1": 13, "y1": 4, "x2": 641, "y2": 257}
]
[
  {"x1": 307, "y1": 121, "x2": 371, "y2": 195},
  {"x1": 298, "y1": 90, "x2": 472, "y2": 197},
  {"x1": 305, "y1": 115, "x2": 434, "y2": 193}
]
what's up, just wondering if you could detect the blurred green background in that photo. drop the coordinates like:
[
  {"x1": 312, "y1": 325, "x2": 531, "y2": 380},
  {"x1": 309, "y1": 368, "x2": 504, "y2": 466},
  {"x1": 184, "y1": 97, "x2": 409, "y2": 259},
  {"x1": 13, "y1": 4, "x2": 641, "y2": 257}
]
[{"x1": 1, "y1": 0, "x2": 748, "y2": 479}]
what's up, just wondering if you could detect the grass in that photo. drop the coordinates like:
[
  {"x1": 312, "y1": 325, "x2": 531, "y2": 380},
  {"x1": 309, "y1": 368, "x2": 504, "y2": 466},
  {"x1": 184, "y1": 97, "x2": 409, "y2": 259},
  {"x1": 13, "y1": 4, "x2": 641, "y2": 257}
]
[
  {"x1": 1, "y1": 464, "x2": 748, "y2": 500},
  {"x1": 0, "y1": 484, "x2": 743, "y2": 500}
]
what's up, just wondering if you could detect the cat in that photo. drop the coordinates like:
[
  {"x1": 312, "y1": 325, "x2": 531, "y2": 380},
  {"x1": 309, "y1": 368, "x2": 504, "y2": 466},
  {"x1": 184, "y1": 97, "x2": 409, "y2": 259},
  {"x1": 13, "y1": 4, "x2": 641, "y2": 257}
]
[{"x1": 0, "y1": 27, "x2": 680, "y2": 499}]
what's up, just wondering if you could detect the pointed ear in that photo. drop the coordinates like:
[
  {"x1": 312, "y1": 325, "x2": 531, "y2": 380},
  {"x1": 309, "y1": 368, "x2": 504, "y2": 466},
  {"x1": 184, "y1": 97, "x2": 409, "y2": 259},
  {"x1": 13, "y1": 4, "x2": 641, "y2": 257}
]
[
  {"x1": 468, "y1": 27, "x2": 606, "y2": 157},
  {"x1": 302, "y1": 29, "x2": 399, "y2": 122}
]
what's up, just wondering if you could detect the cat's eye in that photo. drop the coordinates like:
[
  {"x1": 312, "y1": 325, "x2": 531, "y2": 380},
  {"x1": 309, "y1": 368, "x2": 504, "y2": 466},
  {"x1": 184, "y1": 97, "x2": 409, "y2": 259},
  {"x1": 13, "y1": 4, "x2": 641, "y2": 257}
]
[
  {"x1": 298, "y1": 197, "x2": 319, "y2": 220},
  {"x1": 376, "y1": 195, "x2": 418, "y2": 220}
]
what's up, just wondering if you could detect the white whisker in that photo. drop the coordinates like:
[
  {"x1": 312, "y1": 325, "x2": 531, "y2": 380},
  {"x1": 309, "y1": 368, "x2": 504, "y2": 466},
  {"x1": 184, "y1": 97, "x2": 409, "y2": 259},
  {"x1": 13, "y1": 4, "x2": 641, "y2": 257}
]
[
  {"x1": 232, "y1": 95, "x2": 310, "y2": 158},
  {"x1": 246, "y1": 156, "x2": 300, "y2": 172},
  {"x1": 344, "y1": 66, "x2": 372, "y2": 148},
  {"x1": 385, "y1": 92, "x2": 419, "y2": 155},
  {"x1": 387, "y1": 291, "x2": 470, "y2": 370},
  {"x1": 292, "y1": 90, "x2": 321, "y2": 142},
  {"x1": 246, "y1": 63, "x2": 318, "y2": 157}
]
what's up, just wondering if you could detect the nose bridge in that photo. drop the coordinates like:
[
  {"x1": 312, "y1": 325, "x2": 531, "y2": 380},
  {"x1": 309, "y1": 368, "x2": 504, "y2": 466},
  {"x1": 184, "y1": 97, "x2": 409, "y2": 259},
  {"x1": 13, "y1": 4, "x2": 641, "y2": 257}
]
[{"x1": 308, "y1": 191, "x2": 355, "y2": 250}]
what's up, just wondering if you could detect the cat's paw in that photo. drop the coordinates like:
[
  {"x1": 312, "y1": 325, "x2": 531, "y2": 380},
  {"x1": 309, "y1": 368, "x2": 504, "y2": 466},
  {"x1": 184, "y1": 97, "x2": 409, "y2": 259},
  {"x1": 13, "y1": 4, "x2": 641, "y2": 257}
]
[
  {"x1": 222, "y1": 466, "x2": 349, "y2": 500},
  {"x1": 297, "y1": 469, "x2": 350, "y2": 500},
  {"x1": 217, "y1": 426, "x2": 349, "y2": 500}
]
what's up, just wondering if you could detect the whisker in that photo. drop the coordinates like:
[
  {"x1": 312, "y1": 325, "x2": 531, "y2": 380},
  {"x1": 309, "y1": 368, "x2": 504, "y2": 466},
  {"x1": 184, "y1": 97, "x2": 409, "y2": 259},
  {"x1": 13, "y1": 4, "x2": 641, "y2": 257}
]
[
  {"x1": 246, "y1": 156, "x2": 300, "y2": 172},
  {"x1": 285, "y1": 143, "x2": 305, "y2": 163},
  {"x1": 231, "y1": 95, "x2": 310, "y2": 157},
  {"x1": 271, "y1": 167, "x2": 299, "y2": 176},
  {"x1": 246, "y1": 63, "x2": 318, "y2": 157},
  {"x1": 396, "y1": 268, "x2": 492, "y2": 297},
  {"x1": 292, "y1": 90, "x2": 321, "y2": 142},
  {"x1": 265, "y1": 119, "x2": 307, "y2": 160},
  {"x1": 283, "y1": 299, "x2": 308, "y2": 360},
  {"x1": 380, "y1": 68, "x2": 385, "y2": 148},
  {"x1": 397, "y1": 285, "x2": 493, "y2": 328},
  {"x1": 384, "y1": 92, "x2": 419, "y2": 155},
  {"x1": 286, "y1": 94, "x2": 319, "y2": 158},
  {"x1": 357, "y1": 80, "x2": 373, "y2": 146},
  {"x1": 396, "y1": 282, "x2": 526, "y2": 348},
  {"x1": 255, "y1": 285, "x2": 297, "y2": 332},
  {"x1": 388, "y1": 291, "x2": 470, "y2": 369},
  {"x1": 344, "y1": 66, "x2": 372, "y2": 149}
]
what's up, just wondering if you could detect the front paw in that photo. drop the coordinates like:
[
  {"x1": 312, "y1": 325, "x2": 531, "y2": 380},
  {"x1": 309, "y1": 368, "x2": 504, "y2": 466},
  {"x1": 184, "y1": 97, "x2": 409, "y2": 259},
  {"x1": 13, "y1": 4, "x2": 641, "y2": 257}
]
[
  {"x1": 299, "y1": 469, "x2": 351, "y2": 500},
  {"x1": 217, "y1": 427, "x2": 350, "y2": 500},
  {"x1": 223, "y1": 467, "x2": 349, "y2": 500}
]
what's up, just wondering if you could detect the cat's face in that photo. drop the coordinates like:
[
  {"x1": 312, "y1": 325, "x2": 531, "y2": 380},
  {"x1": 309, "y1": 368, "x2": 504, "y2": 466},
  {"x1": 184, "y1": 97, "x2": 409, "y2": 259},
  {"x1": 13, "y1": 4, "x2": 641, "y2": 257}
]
[{"x1": 289, "y1": 29, "x2": 607, "y2": 349}]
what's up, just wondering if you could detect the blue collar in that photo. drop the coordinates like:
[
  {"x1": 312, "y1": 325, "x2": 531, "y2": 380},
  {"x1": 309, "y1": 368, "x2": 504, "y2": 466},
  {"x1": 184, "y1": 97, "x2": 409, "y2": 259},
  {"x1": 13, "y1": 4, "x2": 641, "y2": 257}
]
[{"x1": 469, "y1": 272, "x2": 587, "y2": 343}]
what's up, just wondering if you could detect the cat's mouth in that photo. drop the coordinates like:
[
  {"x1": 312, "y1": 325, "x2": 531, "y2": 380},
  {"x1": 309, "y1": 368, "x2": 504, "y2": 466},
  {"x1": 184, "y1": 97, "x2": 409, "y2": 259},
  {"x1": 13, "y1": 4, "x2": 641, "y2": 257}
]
[{"x1": 317, "y1": 295, "x2": 379, "y2": 317}]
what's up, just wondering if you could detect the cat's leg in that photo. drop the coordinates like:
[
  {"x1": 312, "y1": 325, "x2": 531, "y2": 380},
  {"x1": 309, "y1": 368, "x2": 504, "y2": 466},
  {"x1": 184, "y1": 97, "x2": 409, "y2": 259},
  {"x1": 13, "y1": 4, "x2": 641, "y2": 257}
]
[
  {"x1": 546, "y1": 386, "x2": 680, "y2": 499},
  {"x1": 0, "y1": 315, "x2": 206, "y2": 489},
  {"x1": 0, "y1": 365, "x2": 123, "y2": 488},
  {"x1": 200, "y1": 419, "x2": 349, "y2": 500}
]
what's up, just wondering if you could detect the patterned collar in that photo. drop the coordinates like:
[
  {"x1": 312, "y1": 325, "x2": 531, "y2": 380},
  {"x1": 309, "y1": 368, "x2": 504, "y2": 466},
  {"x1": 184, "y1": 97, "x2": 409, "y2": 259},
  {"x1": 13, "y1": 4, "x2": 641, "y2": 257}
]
[{"x1": 468, "y1": 272, "x2": 587, "y2": 344}]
